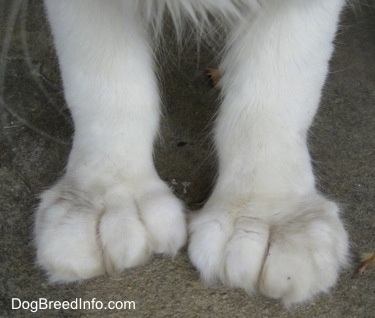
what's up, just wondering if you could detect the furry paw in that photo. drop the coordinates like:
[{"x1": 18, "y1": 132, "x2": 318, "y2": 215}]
[
  {"x1": 188, "y1": 194, "x2": 348, "y2": 305},
  {"x1": 35, "y1": 178, "x2": 186, "y2": 282}
]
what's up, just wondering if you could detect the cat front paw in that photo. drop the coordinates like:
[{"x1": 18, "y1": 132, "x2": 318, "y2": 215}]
[{"x1": 188, "y1": 194, "x2": 349, "y2": 305}]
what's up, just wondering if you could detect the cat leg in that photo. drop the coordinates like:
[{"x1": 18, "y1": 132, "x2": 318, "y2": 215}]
[
  {"x1": 35, "y1": 0, "x2": 186, "y2": 282},
  {"x1": 189, "y1": 0, "x2": 348, "y2": 305}
]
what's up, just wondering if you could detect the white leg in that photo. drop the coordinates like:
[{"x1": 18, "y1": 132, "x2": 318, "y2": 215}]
[
  {"x1": 189, "y1": 0, "x2": 349, "y2": 305},
  {"x1": 35, "y1": 0, "x2": 186, "y2": 282}
]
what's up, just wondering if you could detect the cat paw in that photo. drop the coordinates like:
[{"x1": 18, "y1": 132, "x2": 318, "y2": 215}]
[
  {"x1": 188, "y1": 194, "x2": 348, "y2": 305},
  {"x1": 35, "y1": 178, "x2": 186, "y2": 282}
]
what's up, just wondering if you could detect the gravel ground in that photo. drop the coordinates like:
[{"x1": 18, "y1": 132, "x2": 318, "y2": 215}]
[{"x1": 1, "y1": 1, "x2": 374, "y2": 317}]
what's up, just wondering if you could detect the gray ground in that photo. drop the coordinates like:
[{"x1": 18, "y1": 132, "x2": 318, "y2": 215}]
[{"x1": 1, "y1": 1, "x2": 374, "y2": 317}]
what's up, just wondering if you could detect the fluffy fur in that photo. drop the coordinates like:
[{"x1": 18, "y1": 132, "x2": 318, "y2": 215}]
[{"x1": 35, "y1": 0, "x2": 349, "y2": 306}]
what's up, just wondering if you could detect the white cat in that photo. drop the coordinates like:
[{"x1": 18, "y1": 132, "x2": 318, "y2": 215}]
[{"x1": 35, "y1": 0, "x2": 349, "y2": 306}]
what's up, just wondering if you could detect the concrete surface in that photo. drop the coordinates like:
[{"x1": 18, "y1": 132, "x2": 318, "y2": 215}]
[{"x1": 0, "y1": 1, "x2": 374, "y2": 317}]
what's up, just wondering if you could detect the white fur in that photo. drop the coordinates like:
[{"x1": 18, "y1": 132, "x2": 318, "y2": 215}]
[
  {"x1": 36, "y1": 0, "x2": 349, "y2": 305},
  {"x1": 35, "y1": 0, "x2": 187, "y2": 282},
  {"x1": 189, "y1": 195, "x2": 348, "y2": 306}
]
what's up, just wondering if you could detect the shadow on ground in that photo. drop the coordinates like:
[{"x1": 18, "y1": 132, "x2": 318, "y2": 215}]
[{"x1": 0, "y1": 1, "x2": 374, "y2": 317}]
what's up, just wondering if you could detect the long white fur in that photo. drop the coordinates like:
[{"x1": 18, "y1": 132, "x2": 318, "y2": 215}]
[{"x1": 35, "y1": 0, "x2": 349, "y2": 306}]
